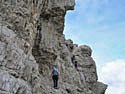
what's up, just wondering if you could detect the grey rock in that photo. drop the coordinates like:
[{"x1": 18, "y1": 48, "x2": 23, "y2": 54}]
[{"x1": 0, "y1": 0, "x2": 107, "y2": 94}]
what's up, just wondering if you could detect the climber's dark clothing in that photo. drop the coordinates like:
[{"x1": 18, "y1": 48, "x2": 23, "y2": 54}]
[
  {"x1": 52, "y1": 75, "x2": 58, "y2": 88},
  {"x1": 74, "y1": 61, "x2": 78, "y2": 69}
]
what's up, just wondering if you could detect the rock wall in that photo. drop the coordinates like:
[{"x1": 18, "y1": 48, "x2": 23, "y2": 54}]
[{"x1": 0, "y1": 0, "x2": 107, "y2": 94}]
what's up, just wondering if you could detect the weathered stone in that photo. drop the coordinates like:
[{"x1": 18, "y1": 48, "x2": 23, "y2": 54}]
[{"x1": 0, "y1": 0, "x2": 107, "y2": 94}]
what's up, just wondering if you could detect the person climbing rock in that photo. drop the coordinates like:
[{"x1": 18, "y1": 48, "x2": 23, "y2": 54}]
[
  {"x1": 74, "y1": 61, "x2": 78, "y2": 69},
  {"x1": 52, "y1": 67, "x2": 59, "y2": 89}
]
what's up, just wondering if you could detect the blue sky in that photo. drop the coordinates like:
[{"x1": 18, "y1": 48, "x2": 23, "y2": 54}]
[{"x1": 64, "y1": 0, "x2": 125, "y2": 94}]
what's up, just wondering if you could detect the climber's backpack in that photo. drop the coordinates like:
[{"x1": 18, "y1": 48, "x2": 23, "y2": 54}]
[{"x1": 52, "y1": 69, "x2": 58, "y2": 76}]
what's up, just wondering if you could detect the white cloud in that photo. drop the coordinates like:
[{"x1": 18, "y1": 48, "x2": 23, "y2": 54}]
[{"x1": 98, "y1": 59, "x2": 125, "y2": 94}]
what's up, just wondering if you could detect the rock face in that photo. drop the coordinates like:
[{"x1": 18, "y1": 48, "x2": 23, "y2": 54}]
[{"x1": 0, "y1": 0, "x2": 107, "y2": 94}]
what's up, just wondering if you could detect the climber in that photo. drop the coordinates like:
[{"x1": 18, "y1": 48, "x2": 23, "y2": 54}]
[
  {"x1": 52, "y1": 67, "x2": 59, "y2": 89},
  {"x1": 74, "y1": 61, "x2": 78, "y2": 69}
]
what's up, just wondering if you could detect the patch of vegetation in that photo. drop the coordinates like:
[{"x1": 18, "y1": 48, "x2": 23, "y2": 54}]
[
  {"x1": 66, "y1": 88, "x2": 71, "y2": 93},
  {"x1": 76, "y1": 88, "x2": 84, "y2": 93}
]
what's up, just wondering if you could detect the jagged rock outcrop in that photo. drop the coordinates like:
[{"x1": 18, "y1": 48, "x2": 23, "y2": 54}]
[{"x1": 0, "y1": 0, "x2": 107, "y2": 94}]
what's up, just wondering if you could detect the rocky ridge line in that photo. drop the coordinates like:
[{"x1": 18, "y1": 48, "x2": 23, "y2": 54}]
[{"x1": 0, "y1": 0, "x2": 107, "y2": 94}]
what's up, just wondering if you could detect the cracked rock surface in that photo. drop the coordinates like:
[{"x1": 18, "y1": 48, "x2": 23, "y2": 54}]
[{"x1": 0, "y1": 0, "x2": 107, "y2": 94}]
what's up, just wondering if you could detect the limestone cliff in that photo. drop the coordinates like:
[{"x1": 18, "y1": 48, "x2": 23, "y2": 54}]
[{"x1": 0, "y1": 0, "x2": 107, "y2": 94}]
